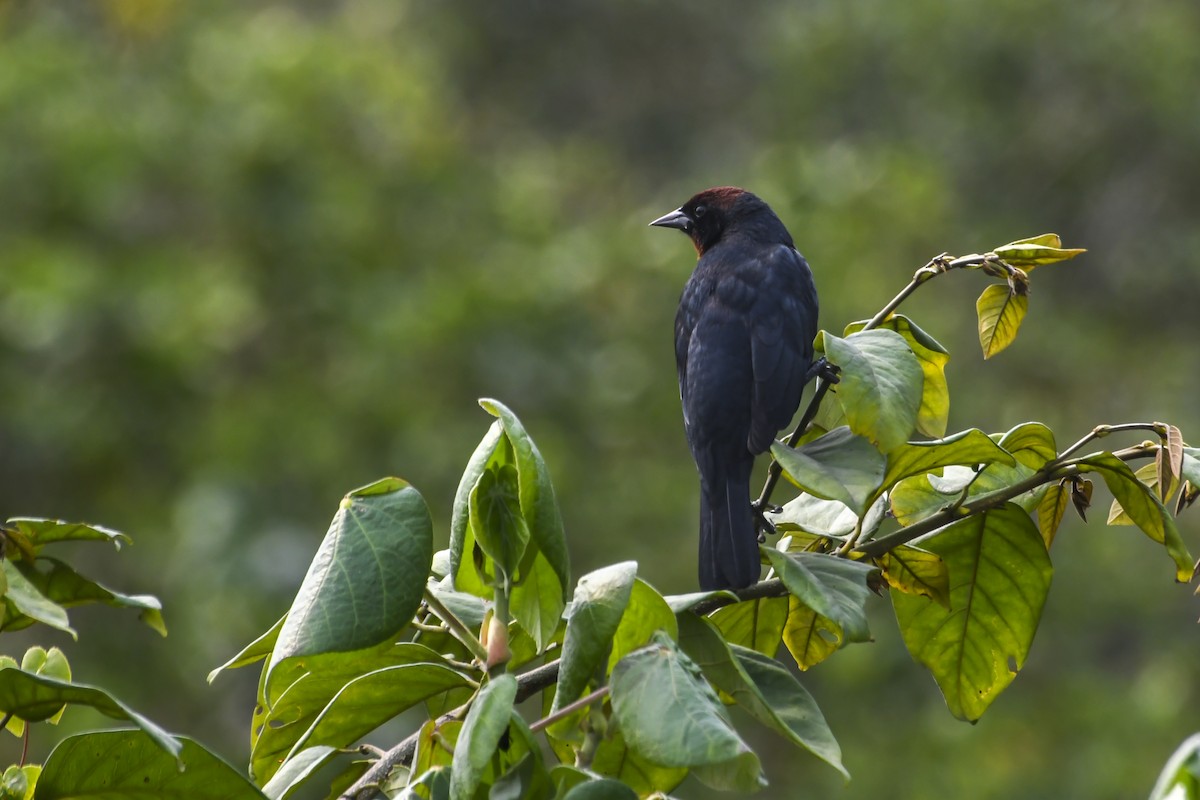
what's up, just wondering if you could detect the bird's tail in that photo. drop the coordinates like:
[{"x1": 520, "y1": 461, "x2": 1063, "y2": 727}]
[{"x1": 698, "y1": 459, "x2": 761, "y2": 590}]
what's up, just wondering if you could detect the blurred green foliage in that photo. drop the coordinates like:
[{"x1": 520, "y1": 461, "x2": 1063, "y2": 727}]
[{"x1": 1, "y1": 1, "x2": 1198, "y2": 798}]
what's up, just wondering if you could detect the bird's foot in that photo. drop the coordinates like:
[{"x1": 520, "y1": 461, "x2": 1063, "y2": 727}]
[
  {"x1": 752, "y1": 499, "x2": 783, "y2": 542},
  {"x1": 807, "y1": 356, "x2": 841, "y2": 385}
]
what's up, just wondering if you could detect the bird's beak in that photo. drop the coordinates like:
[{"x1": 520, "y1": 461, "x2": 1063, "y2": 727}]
[{"x1": 648, "y1": 208, "x2": 693, "y2": 232}]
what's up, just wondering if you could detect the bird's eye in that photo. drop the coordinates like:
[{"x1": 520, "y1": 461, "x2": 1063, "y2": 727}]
[{"x1": 694, "y1": 205, "x2": 707, "y2": 218}]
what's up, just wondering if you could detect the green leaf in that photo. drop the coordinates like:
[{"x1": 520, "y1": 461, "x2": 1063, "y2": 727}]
[
  {"x1": 273, "y1": 664, "x2": 472, "y2": 784},
  {"x1": 1078, "y1": 453, "x2": 1194, "y2": 582},
  {"x1": 269, "y1": 478, "x2": 433, "y2": 674},
  {"x1": 208, "y1": 615, "x2": 285, "y2": 683},
  {"x1": 37, "y1": 731, "x2": 264, "y2": 799},
  {"x1": 879, "y1": 428, "x2": 1016, "y2": 498},
  {"x1": 893, "y1": 504, "x2": 1052, "y2": 721},
  {"x1": 845, "y1": 315, "x2": 950, "y2": 438},
  {"x1": 0, "y1": 562, "x2": 73, "y2": 638},
  {"x1": 253, "y1": 644, "x2": 462, "y2": 781},
  {"x1": 399, "y1": 766, "x2": 451, "y2": 800},
  {"x1": 997, "y1": 422, "x2": 1058, "y2": 469},
  {"x1": 561, "y1": 778, "x2": 639, "y2": 800},
  {"x1": 14, "y1": 557, "x2": 166, "y2": 636},
  {"x1": 1037, "y1": 481, "x2": 1070, "y2": 548},
  {"x1": 1107, "y1": 462, "x2": 1163, "y2": 524},
  {"x1": 450, "y1": 422, "x2": 506, "y2": 598},
  {"x1": 4, "y1": 518, "x2": 130, "y2": 550},
  {"x1": 676, "y1": 614, "x2": 847, "y2": 778},
  {"x1": 552, "y1": 562, "x2": 637, "y2": 715},
  {"x1": 450, "y1": 674, "x2": 518, "y2": 800},
  {"x1": 413, "y1": 718, "x2": 461, "y2": 780},
  {"x1": 609, "y1": 635, "x2": 764, "y2": 792},
  {"x1": 820, "y1": 330, "x2": 923, "y2": 452},
  {"x1": 1178, "y1": 447, "x2": 1200, "y2": 488},
  {"x1": 770, "y1": 426, "x2": 887, "y2": 515},
  {"x1": 889, "y1": 458, "x2": 1041, "y2": 527},
  {"x1": 480, "y1": 399, "x2": 570, "y2": 601},
  {"x1": 0, "y1": 668, "x2": 180, "y2": 759},
  {"x1": 781, "y1": 596, "x2": 841, "y2": 670},
  {"x1": 17, "y1": 646, "x2": 70, "y2": 728},
  {"x1": 607, "y1": 578, "x2": 677, "y2": 672},
  {"x1": 510, "y1": 549, "x2": 565, "y2": 655},
  {"x1": 262, "y1": 746, "x2": 337, "y2": 800},
  {"x1": 1149, "y1": 733, "x2": 1200, "y2": 800},
  {"x1": 0, "y1": 764, "x2": 36, "y2": 800},
  {"x1": 575, "y1": 732, "x2": 687, "y2": 796},
  {"x1": 877, "y1": 545, "x2": 950, "y2": 608},
  {"x1": 708, "y1": 596, "x2": 788, "y2": 658},
  {"x1": 976, "y1": 283, "x2": 1027, "y2": 359},
  {"x1": 764, "y1": 550, "x2": 876, "y2": 644},
  {"x1": 470, "y1": 462, "x2": 530, "y2": 582},
  {"x1": 993, "y1": 237, "x2": 1086, "y2": 268}
]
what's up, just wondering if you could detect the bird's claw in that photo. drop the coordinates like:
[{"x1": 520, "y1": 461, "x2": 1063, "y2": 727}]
[
  {"x1": 751, "y1": 500, "x2": 782, "y2": 539},
  {"x1": 807, "y1": 356, "x2": 840, "y2": 385}
]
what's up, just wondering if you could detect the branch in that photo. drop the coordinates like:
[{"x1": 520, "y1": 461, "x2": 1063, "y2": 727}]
[
  {"x1": 529, "y1": 686, "x2": 610, "y2": 733},
  {"x1": 855, "y1": 443, "x2": 1155, "y2": 557}
]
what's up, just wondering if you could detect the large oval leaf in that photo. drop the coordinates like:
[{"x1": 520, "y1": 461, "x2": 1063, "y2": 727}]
[
  {"x1": 38, "y1": 731, "x2": 264, "y2": 800},
  {"x1": 552, "y1": 562, "x2": 637, "y2": 715},
  {"x1": 770, "y1": 426, "x2": 886, "y2": 515},
  {"x1": 892, "y1": 503, "x2": 1052, "y2": 721},
  {"x1": 708, "y1": 596, "x2": 788, "y2": 658},
  {"x1": 609, "y1": 635, "x2": 764, "y2": 792},
  {"x1": 821, "y1": 330, "x2": 922, "y2": 453},
  {"x1": 879, "y1": 429, "x2": 1015, "y2": 498},
  {"x1": 254, "y1": 654, "x2": 471, "y2": 783},
  {"x1": 450, "y1": 674, "x2": 518, "y2": 800},
  {"x1": 763, "y1": 550, "x2": 876, "y2": 644},
  {"x1": 676, "y1": 614, "x2": 847, "y2": 778},
  {"x1": 844, "y1": 315, "x2": 950, "y2": 438},
  {"x1": 0, "y1": 668, "x2": 179, "y2": 759},
  {"x1": 270, "y1": 479, "x2": 433, "y2": 674}
]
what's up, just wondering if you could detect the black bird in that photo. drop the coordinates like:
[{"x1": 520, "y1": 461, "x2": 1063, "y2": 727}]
[{"x1": 651, "y1": 187, "x2": 818, "y2": 590}]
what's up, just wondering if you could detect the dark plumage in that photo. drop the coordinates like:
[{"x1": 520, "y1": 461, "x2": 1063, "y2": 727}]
[{"x1": 650, "y1": 187, "x2": 818, "y2": 590}]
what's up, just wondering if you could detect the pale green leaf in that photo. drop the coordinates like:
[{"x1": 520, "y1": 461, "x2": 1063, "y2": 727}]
[
  {"x1": 1078, "y1": 453, "x2": 1193, "y2": 581},
  {"x1": 771, "y1": 426, "x2": 886, "y2": 515},
  {"x1": 893, "y1": 504, "x2": 1052, "y2": 721},
  {"x1": 609, "y1": 635, "x2": 764, "y2": 792},
  {"x1": 976, "y1": 284, "x2": 1027, "y2": 359},
  {"x1": 552, "y1": 562, "x2": 637, "y2": 715},
  {"x1": 450, "y1": 674, "x2": 518, "y2": 800},
  {"x1": 844, "y1": 315, "x2": 950, "y2": 438},
  {"x1": 820, "y1": 330, "x2": 923, "y2": 452},
  {"x1": 763, "y1": 550, "x2": 876, "y2": 643}
]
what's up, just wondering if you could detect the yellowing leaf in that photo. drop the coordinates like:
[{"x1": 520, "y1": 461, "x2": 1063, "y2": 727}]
[{"x1": 976, "y1": 284, "x2": 1028, "y2": 359}]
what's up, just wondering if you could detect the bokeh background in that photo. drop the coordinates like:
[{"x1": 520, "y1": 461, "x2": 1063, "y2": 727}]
[{"x1": 2, "y1": 1, "x2": 1199, "y2": 797}]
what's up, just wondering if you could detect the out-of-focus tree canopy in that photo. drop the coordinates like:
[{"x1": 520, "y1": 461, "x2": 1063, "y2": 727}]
[{"x1": 1, "y1": 1, "x2": 1197, "y2": 798}]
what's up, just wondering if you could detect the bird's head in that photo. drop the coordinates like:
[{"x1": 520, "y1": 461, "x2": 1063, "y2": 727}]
[{"x1": 649, "y1": 186, "x2": 777, "y2": 255}]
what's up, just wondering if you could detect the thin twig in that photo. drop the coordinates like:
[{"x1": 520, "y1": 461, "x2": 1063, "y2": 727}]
[
  {"x1": 529, "y1": 686, "x2": 610, "y2": 733},
  {"x1": 1053, "y1": 423, "x2": 1163, "y2": 465},
  {"x1": 422, "y1": 589, "x2": 488, "y2": 666},
  {"x1": 754, "y1": 379, "x2": 833, "y2": 518}
]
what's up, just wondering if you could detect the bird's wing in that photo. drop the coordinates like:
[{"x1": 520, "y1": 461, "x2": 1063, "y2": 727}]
[
  {"x1": 744, "y1": 245, "x2": 818, "y2": 454},
  {"x1": 674, "y1": 275, "x2": 708, "y2": 428}
]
